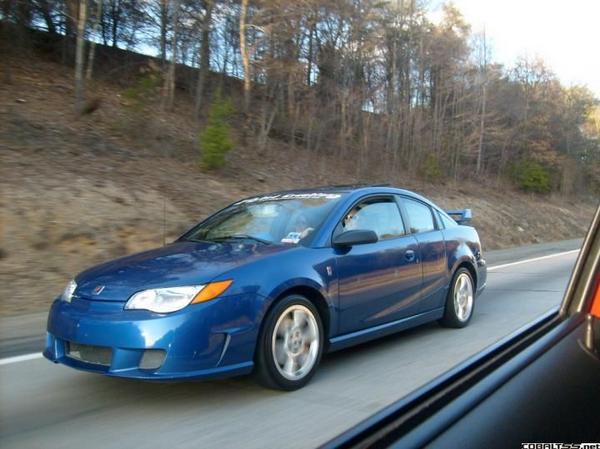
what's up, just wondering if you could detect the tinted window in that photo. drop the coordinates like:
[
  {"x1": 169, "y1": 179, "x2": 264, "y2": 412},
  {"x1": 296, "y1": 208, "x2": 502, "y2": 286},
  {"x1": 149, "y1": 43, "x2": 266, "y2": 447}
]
[
  {"x1": 341, "y1": 198, "x2": 405, "y2": 240},
  {"x1": 403, "y1": 198, "x2": 435, "y2": 233}
]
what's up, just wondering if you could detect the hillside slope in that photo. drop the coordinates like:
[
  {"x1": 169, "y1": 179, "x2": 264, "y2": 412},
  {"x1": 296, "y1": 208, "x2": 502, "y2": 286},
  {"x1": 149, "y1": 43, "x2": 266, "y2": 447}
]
[{"x1": 0, "y1": 54, "x2": 596, "y2": 316}]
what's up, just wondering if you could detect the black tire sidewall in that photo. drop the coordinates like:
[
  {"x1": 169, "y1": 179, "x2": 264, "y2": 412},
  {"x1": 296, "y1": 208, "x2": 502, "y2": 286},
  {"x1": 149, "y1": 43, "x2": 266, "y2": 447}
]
[{"x1": 256, "y1": 295, "x2": 324, "y2": 390}]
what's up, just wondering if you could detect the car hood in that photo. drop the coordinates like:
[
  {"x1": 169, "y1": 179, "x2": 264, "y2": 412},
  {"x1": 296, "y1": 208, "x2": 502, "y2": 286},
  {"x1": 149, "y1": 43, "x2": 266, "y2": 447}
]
[{"x1": 74, "y1": 240, "x2": 294, "y2": 301}]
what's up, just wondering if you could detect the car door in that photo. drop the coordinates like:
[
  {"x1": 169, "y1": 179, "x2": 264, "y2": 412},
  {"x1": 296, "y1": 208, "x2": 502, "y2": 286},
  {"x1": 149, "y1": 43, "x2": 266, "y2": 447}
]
[
  {"x1": 398, "y1": 196, "x2": 448, "y2": 312},
  {"x1": 335, "y1": 196, "x2": 422, "y2": 335}
]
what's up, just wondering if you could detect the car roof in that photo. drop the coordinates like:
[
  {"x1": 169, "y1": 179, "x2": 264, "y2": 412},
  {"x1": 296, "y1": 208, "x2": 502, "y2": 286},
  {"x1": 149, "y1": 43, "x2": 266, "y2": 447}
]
[
  {"x1": 263, "y1": 184, "x2": 388, "y2": 194},
  {"x1": 240, "y1": 185, "x2": 438, "y2": 208}
]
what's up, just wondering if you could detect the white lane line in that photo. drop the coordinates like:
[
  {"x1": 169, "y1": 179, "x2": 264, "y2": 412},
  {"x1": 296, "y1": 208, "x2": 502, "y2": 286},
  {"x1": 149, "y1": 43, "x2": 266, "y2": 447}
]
[
  {"x1": 488, "y1": 249, "x2": 579, "y2": 271},
  {"x1": 0, "y1": 352, "x2": 43, "y2": 366}
]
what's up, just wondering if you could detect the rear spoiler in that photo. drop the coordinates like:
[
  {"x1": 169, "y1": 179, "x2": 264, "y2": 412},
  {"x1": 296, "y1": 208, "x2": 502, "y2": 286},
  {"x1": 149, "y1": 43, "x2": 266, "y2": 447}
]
[{"x1": 446, "y1": 208, "x2": 472, "y2": 225}]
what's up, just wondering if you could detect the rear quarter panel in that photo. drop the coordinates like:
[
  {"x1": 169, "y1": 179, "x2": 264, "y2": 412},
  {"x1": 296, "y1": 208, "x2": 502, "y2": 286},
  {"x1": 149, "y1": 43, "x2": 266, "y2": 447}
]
[{"x1": 442, "y1": 225, "x2": 487, "y2": 292}]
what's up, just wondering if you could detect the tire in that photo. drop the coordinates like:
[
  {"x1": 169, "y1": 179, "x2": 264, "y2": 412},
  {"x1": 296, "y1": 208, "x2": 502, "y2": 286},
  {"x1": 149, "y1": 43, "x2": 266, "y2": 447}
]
[
  {"x1": 255, "y1": 295, "x2": 324, "y2": 391},
  {"x1": 439, "y1": 267, "x2": 475, "y2": 328}
]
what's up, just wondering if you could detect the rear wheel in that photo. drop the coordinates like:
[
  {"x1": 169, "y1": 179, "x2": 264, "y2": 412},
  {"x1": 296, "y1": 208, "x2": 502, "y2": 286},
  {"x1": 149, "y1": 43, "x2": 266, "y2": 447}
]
[
  {"x1": 439, "y1": 268, "x2": 475, "y2": 328},
  {"x1": 255, "y1": 295, "x2": 323, "y2": 390}
]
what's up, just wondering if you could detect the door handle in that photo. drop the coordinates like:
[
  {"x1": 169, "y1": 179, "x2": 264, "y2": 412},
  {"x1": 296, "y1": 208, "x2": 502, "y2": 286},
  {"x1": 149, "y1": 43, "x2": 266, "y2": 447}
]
[{"x1": 405, "y1": 250, "x2": 416, "y2": 262}]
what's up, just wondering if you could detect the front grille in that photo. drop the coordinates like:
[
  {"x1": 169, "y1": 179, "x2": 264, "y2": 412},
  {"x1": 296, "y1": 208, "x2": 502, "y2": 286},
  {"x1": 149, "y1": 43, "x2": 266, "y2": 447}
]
[{"x1": 66, "y1": 342, "x2": 112, "y2": 366}]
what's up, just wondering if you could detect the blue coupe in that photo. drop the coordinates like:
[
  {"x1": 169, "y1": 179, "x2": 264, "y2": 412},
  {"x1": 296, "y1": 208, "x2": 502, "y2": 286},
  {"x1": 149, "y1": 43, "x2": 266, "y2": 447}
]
[{"x1": 44, "y1": 185, "x2": 487, "y2": 390}]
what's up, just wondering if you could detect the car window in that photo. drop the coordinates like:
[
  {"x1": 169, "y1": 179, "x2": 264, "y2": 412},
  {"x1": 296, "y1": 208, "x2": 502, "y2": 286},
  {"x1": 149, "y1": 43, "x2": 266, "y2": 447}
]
[
  {"x1": 341, "y1": 198, "x2": 405, "y2": 239},
  {"x1": 438, "y1": 210, "x2": 458, "y2": 229},
  {"x1": 403, "y1": 198, "x2": 435, "y2": 233},
  {"x1": 185, "y1": 193, "x2": 345, "y2": 245}
]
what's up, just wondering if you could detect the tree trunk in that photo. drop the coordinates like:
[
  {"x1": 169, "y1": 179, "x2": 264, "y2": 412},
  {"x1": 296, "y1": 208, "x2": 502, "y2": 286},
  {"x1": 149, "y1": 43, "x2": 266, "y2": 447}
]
[
  {"x1": 86, "y1": 0, "x2": 103, "y2": 80},
  {"x1": 476, "y1": 30, "x2": 488, "y2": 175},
  {"x1": 239, "y1": 0, "x2": 251, "y2": 112},
  {"x1": 195, "y1": 0, "x2": 213, "y2": 117},
  {"x1": 65, "y1": 0, "x2": 78, "y2": 37},
  {"x1": 37, "y1": 0, "x2": 57, "y2": 34},
  {"x1": 74, "y1": 0, "x2": 87, "y2": 114},
  {"x1": 476, "y1": 82, "x2": 487, "y2": 175},
  {"x1": 110, "y1": 0, "x2": 120, "y2": 48},
  {"x1": 306, "y1": 21, "x2": 315, "y2": 87},
  {"x1": 159, "y1": 0, "x2": 168, "y2": 64},
  {"x1": 163, "y1": 0, "x2": 179, "y2": 110}
]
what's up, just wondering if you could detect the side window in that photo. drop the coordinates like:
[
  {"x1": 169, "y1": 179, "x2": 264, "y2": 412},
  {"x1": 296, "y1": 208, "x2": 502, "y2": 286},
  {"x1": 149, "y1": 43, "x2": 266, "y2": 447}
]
[
  {"x1": 341, "y1": 198, "x2": 405, "y2": 240},
  {"x1": 403, "y1": 198, "x2": 435, "y2": 234},
  {"x1": 438, "y1": 211, "x2": 458, "y2": 229}
]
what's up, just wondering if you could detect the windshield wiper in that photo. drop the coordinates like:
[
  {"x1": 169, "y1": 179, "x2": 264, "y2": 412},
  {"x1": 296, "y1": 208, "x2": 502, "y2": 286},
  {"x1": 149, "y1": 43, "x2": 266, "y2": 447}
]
[{"x1": 211, "y1": 234, "x2": 272, "y2": 245}]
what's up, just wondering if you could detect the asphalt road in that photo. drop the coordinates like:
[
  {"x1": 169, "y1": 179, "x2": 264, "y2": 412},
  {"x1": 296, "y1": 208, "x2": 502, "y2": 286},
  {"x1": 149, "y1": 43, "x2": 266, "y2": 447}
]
[{"x1": 0, "y1": 239, "x2": 582, "y2": 449}]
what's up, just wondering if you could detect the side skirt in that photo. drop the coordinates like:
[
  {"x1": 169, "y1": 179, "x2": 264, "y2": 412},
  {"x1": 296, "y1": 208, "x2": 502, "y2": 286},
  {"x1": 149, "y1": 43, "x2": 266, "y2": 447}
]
[{"x1": 327, "y1": 308, "x2": 445, "y2": 352}]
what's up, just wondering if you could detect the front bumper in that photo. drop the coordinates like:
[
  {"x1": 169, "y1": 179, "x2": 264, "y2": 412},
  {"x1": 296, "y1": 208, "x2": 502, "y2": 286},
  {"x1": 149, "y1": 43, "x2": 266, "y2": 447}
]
[{"x1": 44, "y1": 293, "x2": 262, "y2": 380}]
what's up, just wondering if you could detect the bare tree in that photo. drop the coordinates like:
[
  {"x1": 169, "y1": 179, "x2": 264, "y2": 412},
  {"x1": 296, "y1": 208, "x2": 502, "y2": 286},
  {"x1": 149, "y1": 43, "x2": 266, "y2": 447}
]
[
  {"x1": 162, "y1": 0, "x2": 179, "y2": 110},
  {"x1": 18, "y1": 0, "x2": 596, "y2": 192},
  {"x1": 159, "y1": 0, "x2": 168, "y2": 63},
  {"x1": 195, "y1": 0, "x2": 213, "y2": 117},
  {"x1": 86, "y1": 0, "x2": 104, "y2": 80},
  {"x1": 74, "y1": 0, "x2": 88, "y2": 114},
  {"x1": 239, "y1": 0, "x2": 251, "y2": 112},
  {"x1": 476, "y1": 28, "x2": 488, "y2": 175}
]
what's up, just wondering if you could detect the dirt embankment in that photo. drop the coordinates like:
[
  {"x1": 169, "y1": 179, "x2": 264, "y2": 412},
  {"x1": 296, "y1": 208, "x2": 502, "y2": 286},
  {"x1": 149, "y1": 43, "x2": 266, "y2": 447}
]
[{"x1": 0, "y1": 55, "x2": 596, "y2": 316}]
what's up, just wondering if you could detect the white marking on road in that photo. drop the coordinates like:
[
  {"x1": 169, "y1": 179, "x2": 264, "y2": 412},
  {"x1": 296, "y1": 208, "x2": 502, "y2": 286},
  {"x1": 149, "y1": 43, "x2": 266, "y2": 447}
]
[
  {"x1": 488, "y1": 249, "x2": 579, "y2": 271},
  {"x1": 0, "y1": 352, "x2": 43, "y2": 366}
]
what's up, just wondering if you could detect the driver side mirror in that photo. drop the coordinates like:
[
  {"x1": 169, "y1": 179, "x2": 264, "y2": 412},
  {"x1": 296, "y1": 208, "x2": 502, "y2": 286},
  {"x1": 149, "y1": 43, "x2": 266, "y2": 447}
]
[{"x1": 332, "y1": 229, "x2": 378, "y2": 248}]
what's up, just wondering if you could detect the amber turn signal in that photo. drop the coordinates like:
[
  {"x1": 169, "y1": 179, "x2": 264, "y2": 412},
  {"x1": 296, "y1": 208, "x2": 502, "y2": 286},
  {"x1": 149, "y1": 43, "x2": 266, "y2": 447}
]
[{"x1": 191, "y1": 280, "x2": 233, "y2": 304}]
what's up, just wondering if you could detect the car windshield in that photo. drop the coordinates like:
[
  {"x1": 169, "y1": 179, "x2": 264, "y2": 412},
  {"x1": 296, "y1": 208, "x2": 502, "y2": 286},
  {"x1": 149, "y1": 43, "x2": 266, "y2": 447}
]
[{"x1": 183, "y1": 192, "x2": 345, "y2": 245}]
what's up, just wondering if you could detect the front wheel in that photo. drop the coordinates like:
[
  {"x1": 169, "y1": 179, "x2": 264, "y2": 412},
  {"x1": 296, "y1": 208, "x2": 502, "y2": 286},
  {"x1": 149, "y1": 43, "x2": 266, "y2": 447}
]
[
  {"x1": 255, "y1": 295, "x2": 323, "y2": 390},
  {"x1": 439, "y1": 268, "x2": 475, "y2": 328}
]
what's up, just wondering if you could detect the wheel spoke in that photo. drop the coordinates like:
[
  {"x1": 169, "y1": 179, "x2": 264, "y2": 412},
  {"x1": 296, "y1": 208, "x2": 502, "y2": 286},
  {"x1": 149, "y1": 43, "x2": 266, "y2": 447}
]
[
  {"x1": 460, "y1": 277, "x2": 467, "y2": 293},
  {"x1": 276, "y1": 317, "x2": 292, "y2": 337},
  {"x1": 303, "y1": 323, "x2": 317, "y2": 342},
  {"x1": 283, "y1": 354, "x2": 295, "y2": 374},
  {"x1": 293, "y1": 310, "x2": 307, "y2": 327},
  {"x1": 296, "y1": 351, "x2": 308, "y2": 367},
  {"x1": 274, "y1": 341, "x2": 287, "y2": 365}
]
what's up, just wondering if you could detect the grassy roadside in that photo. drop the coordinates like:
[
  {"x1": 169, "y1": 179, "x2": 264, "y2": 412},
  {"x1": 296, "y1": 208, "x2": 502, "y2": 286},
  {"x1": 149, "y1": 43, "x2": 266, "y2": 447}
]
[{"x1": 0, "y1": 55, "x2": 595, "y2": 317}]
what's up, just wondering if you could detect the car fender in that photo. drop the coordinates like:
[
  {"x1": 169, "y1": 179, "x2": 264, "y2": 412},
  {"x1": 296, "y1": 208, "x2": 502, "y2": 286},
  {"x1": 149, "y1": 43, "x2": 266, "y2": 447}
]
[
  {"x1": 215, "y1": 247, "x2": 338, "y2": 337},
  {"x1": 444, "y1": 232, "x2": 479, "y2": 288}
]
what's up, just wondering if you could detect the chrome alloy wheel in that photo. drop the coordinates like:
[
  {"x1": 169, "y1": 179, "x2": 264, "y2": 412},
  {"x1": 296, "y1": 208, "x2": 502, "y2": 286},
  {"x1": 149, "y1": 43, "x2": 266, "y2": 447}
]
[
  {"x1": 271, "y1": 305, "x2": 320, "y2": 381},
  {"x1": 453, "y1": 272, "x2": 474, "y2": 322}
]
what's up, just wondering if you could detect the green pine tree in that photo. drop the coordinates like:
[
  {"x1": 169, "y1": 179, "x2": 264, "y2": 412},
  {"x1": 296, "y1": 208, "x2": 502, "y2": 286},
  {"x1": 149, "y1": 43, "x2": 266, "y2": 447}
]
[{"x1": 199, "y1": 94, "x2": 235, "y2": 170}]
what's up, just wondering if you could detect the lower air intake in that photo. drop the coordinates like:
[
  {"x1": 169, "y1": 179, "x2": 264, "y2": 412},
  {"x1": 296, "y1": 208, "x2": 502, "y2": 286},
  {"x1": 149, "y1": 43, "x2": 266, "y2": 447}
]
[
  {"x1": 139, "y1": 349, "x2": 166, "y2": 370},
  {"x1": 67, "y1": 342, "x2": 112, "y2": 366}
]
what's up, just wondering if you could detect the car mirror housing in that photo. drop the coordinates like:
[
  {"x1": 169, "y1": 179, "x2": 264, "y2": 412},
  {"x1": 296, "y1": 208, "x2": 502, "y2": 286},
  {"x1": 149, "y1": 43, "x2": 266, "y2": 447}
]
[{"x1": 332, "y1": 230, "x2": 378, "y2": 247}]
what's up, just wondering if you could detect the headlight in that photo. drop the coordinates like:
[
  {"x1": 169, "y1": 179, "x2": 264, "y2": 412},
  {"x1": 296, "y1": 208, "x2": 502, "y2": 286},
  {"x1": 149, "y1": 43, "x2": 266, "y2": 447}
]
[
  {"x1": 61, "y1": 280, "x2": 77, "y2": 302},
  {"x1": 124, "y1": 280, "x2": 232, "y2": 314}
]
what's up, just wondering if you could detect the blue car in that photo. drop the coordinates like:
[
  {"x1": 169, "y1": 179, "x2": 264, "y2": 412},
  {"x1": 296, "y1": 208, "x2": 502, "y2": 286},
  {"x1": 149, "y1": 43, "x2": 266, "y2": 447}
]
[{"x1": 44, "y1": 185, "x2": 487, "y2": 390}]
